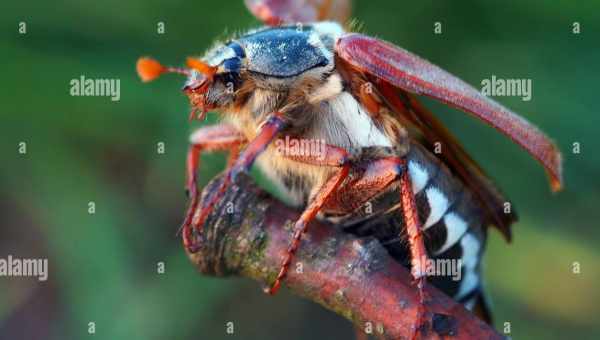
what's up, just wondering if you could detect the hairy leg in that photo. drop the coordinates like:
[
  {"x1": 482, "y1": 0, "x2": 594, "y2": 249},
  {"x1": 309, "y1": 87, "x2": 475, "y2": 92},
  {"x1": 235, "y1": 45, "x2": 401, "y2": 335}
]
[
  {"x1": 273, "y1": 148, "x2": 429, "y2": 338},
  {"x1": 267, "y1": 145, "x2": 416, "y2": 295},
  {"x1": 265, "y1": 143, "x2": 351, "y2": 295},
  {"x1": 328, "y1": 156, "x2": 430, "y2": 339},
  {"x1": 399, "y1": 170, "x2": 430, "y2": 340},
  {"x1": 181, "y1": 123, "x2": 245, "y2": 252},
  {"x1": 189, "y1": 114, "x2": 286, "y2": 252}
]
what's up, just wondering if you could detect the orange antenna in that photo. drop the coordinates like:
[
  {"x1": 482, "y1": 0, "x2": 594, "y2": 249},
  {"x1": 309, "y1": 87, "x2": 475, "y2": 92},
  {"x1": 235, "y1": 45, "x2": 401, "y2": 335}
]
[
  {"x1": 186, "y1": 57, "x2": 217, "y2": 78},
  {"x1": 136, "y1": 57, "x2": 190, "y2": 82}
]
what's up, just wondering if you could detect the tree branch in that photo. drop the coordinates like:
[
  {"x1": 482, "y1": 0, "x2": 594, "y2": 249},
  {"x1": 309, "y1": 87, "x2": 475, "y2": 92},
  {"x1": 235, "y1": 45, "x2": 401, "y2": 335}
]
[{"x1": 186, "y1": 174, "x2": 503, "y2": 340}]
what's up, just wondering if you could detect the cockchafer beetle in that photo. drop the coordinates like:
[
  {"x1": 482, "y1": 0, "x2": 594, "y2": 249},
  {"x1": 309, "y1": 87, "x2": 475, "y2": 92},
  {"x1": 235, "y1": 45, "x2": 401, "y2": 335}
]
[{"x1": 136, "y1": 0, "x2": 562, "y2": 336}]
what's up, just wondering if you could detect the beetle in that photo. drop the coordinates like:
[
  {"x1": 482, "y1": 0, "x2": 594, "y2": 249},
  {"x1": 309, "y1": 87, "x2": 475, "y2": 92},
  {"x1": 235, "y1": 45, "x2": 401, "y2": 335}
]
[{"x1": 136, "y1": 0, "x2": 562, "y2": 336}]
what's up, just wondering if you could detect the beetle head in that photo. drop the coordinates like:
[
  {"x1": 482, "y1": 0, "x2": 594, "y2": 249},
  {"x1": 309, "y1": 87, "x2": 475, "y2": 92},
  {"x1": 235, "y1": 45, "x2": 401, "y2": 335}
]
[{"x1": 136, "y1": 56, "x2": 239, "y2": 121}]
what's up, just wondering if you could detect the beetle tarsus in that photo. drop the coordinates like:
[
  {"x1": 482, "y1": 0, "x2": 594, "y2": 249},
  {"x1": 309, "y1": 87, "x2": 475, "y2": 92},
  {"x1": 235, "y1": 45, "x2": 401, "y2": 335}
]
[
  {"x1": 181, "y1": 176, "x2": 201, "y2": 253},
  {"x1": 410, "y1": 276, "x2": 431, "y2": 340}
]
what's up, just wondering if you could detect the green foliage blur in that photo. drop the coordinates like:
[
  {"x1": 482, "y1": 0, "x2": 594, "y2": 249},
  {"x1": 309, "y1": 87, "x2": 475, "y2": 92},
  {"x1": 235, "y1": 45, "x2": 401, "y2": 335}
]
[{"x1": 1, "y1": 1, "x2": 599, "y2": 339}]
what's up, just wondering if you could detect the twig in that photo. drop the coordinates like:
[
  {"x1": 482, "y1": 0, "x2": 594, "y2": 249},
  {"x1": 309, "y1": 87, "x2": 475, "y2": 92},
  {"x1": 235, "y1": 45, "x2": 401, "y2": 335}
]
[{"x1": 186, "y1": 174, "x2": 503, "y2": 340}]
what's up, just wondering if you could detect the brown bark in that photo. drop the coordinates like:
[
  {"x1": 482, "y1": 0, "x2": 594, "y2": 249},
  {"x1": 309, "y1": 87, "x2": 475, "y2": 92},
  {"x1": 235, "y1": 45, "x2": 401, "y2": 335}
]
[{"x1": 186, "y1": 174, "x2": 503, "y2": 340}]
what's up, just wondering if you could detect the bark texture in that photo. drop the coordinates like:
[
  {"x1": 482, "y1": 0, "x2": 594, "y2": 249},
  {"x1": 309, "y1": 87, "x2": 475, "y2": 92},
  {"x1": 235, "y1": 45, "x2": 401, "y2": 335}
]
[{"x1": 186, "y1": 174, "x2": 503, "y2": 340}]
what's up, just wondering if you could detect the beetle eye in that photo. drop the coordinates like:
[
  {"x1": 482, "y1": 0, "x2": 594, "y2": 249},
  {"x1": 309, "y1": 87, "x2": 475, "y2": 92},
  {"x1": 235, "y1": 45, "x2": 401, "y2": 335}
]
[{"x1": 223, "y1": 58, "x2": 242, "y2": 73}]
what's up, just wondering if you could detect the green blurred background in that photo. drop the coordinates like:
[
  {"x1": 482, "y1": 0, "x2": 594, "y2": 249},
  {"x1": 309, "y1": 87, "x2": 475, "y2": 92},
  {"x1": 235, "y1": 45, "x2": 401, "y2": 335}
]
[{"x1": 1, "y1": 1, "x2": 599, "y2": 339}]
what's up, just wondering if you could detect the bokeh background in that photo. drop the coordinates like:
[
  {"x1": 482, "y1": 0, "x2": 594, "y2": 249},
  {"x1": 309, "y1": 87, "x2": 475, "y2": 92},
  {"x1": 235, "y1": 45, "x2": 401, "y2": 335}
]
[{"x1": 1, "y1": 1, "x2": 599, "y2": 339}]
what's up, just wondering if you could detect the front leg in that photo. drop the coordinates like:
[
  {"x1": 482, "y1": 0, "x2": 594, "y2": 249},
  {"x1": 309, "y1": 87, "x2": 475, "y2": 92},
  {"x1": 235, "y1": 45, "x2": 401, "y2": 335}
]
[
  {"x1": 188, "y1": 113, "x2": 286, "y2": 252},
  {"x1": 182, "y1": 123, "x2": 245, "y2": 252}
]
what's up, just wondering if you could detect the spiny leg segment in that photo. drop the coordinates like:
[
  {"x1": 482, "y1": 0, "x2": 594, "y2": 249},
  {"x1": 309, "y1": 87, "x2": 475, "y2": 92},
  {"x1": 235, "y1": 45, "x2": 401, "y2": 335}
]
[
  {"x1": 263, "y1": 147, "x2": 430, "y2": 338},
  {"x1": 400, "y1": 169, "x2": 430, "y2": 340},
  {"x1": 186, "y1": 114, "x2": 286, "y2": 252},
  {"x1": 265, "y1": 143, "x2": 351, "y2": 295},
  {"x1": 181, "y1": 123, "x2": 245, "y2": 252}
]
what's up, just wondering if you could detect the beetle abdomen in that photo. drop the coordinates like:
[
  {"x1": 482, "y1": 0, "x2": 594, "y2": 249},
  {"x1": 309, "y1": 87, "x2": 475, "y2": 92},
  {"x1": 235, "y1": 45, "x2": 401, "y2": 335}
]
[{"x1": 339, "y1": 143, "x2": 488, "y2": 309}]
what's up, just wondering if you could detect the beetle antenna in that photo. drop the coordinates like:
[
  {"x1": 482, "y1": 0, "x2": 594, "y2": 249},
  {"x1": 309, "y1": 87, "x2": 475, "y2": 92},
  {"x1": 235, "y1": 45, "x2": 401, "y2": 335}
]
[
  {"x1": 136, "y1": 57, "x2": 191, "y2": 82},
  {"x1": 186, "y1": 57, "x2": 217, "y2": 78}
]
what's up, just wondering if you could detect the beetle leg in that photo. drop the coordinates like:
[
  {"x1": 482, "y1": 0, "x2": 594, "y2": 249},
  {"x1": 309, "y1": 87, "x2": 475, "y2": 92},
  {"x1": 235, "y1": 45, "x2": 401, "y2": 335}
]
[
  {"x1": 244, "y1": 0, "x2": 351, "y2": 26},
  {"x1": 181, "y1": 124, "x2": 246, "y2": 253},
  {"x1": 189, "y1": 113, "x2": 286, "y2": 252},
  {"x1": 400, "y1": 168, "x2": 430, "y2": 340},
  {"x1": 265, "y1": 143, "x2": 351, "y2": 295},
  {"x1": 273, "y1": 150, "x2": 430, "y2": 337},
  {"x1": 265, "y1": 146, "x2": 415, "y2": 296}
]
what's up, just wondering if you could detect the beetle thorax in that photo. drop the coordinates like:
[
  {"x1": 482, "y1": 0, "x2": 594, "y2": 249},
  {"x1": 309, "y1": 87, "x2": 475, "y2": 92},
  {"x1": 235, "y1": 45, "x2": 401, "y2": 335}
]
[{"x1": 208, "y1": 22, "x2": 347, "y2": 137}]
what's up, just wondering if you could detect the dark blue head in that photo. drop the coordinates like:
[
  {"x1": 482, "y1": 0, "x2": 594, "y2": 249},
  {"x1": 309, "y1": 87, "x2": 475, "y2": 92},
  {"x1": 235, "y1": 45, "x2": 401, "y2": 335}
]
[{"x1": 182, "y1": 22, "x2": 344, "y2": 116}]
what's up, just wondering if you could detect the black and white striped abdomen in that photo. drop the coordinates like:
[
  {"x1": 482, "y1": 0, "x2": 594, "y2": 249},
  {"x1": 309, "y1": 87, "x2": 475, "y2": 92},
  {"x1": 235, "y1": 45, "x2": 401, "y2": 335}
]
[
  {"x1": 341, "y1": 143, "x2": 488, "y2": 310},
  {"x1": 408, "y1": 144, "x2": 487, "y2": 306}
]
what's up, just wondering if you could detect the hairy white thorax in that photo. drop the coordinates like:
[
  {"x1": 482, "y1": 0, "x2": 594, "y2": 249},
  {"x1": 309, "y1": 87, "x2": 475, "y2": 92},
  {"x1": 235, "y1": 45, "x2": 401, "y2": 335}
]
[{"x1": 226, "y1": 69, "x2": 393, "y2": 205}]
